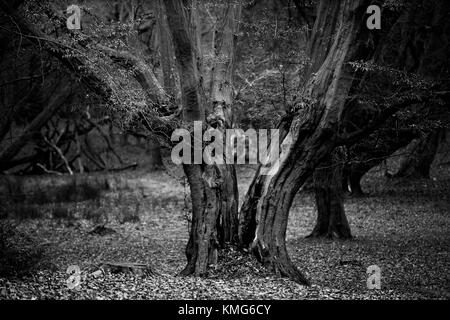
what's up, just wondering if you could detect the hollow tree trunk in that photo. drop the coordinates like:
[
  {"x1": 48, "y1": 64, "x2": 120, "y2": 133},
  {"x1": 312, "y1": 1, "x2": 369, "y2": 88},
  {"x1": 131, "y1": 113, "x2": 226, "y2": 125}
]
[
  {"x1": 394, "y1": 129, "x2": 442, "y2": 179},
  {"x1": 246, "y1": 0, "x2": 371, "y2": 284},
  {"x1": 308, "y1": 148, "x2": 351, "y2": 239}
]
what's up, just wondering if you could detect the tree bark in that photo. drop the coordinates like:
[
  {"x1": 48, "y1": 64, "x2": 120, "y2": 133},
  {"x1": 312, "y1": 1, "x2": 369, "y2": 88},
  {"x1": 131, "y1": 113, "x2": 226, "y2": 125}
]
[
  {"x1": 238, "y1": 0, "x2": 347, "y2": 251},
  {"x1": 308, "y1": 148, "x2": 351, "y2": 239},
  {"x1": 165, "y1": 0, "x2": 217, "y2": 276},
  {"x1": 157, "y1": 0, "x2": 177, "y2": 99},
  {"x1": 244, "y1": 0, "x2": 371, "y2": 284},
  {"x1": 238, "y1": 114, "x2": 293, "y2": 249},
  {"x1": 204, "y1": 4, "x2": 241, "y2": 246}
]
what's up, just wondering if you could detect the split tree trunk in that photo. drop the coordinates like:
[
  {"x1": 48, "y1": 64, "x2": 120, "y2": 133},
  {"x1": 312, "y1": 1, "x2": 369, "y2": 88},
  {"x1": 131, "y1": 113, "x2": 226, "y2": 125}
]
[
  {"x1": 165, "y1": 0, "x2": 241, "y2": 275},
  {"x1": 308, "y1": 149, "x2": 351, "y2": 239}
]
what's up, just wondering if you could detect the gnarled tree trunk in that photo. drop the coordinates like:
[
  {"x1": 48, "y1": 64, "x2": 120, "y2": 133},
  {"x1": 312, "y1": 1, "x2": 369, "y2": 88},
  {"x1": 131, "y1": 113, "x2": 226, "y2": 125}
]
[
  {"x1": 243, "y1": 0, "x2": 371, "y2": 284},
  {"x1": 203, "y1": 3, "x2": 241, "y2": 246},
  {"x1": 165, "y1": 0, "x2": 219, "y2": 276},
  {"x1": 238, "y1": 114, "x2": 293, "y2": 249},
  {"x1": 165, "y1": 0, "x2": 241, "y2": 275}
]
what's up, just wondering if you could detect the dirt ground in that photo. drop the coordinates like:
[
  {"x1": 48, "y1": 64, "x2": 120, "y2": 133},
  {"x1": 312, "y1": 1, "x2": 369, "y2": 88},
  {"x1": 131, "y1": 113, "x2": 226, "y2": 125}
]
[{"x1": 0, "y1": 161, "x2": 449, "y2": 300}]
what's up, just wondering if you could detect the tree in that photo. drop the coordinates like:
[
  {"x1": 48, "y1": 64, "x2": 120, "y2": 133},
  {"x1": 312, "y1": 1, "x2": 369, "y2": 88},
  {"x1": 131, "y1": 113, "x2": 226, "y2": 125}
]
[
  {"x1": 393, "y1": 128, "x2": 443, "y2": 179},
  {"x1": 239, "y1": 0, "x2": 449, "y2": 284},
  {"x1": 238, "y1": 0, "x2": 374, "y2": 284},
  {"x1": 308, "y1": 148, "x2": 352, "y2": 239},
  {"x1": 163, "y1": 0, "x2": 242, "y2": 276},
  {"x1": 0, "y1": 0, "x2": 241, "y2": 276},
  {"x1": 309, "y1": 0, "x2": 450, "y2": 239}
]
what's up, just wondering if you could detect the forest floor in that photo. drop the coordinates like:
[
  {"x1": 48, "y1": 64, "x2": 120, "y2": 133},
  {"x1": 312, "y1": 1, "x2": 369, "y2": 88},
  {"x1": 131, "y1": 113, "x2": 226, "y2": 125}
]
[{"x1": 0, "y1": 161, "x2": 449, "y2": 300}]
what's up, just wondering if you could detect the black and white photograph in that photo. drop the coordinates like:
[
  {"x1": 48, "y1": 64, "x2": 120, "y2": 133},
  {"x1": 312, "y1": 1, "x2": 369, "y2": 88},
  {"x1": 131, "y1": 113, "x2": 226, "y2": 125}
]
[{"x1": 0, "y1": 0, "x2": 449, "y2": 308}]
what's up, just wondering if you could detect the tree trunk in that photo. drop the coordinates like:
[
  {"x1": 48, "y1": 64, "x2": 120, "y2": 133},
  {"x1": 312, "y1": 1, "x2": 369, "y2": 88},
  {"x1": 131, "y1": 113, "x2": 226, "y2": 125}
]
[
  {"x1": 245, "y1": 0, "x2": 371, "y2": 284},
  {"x1": 308, "y1": 149, "x2": 351, "y2": 239},
  {"x1": 157, "y1": 0, "x2": 177, "y2": 99},
  {"x1": 238, "y1": 114, "x2": 293, "y2": 249},
  {"x1": 217, "y1": 164, "x2": 239, "y2": 245},
  {"x1": 394, "y1": 129, "x2": 441, "y2": 179},
  {"x1": 181, "y1": 164, "x2": 222, "y2": 275},
  {"x1": 203, "y1": 4, "x2": 241, "y2": 246},
  {"x1": 165, "y1": 0, "x2": 217, "y2": 276},
  {"x1": 165, "y1": 0, "x2": 241, "y2": 275}
]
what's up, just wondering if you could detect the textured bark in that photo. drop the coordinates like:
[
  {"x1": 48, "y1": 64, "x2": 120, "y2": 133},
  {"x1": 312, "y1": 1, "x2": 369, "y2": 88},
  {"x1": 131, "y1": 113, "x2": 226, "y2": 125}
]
[
  {"x1": 308, "y1": 149, "x2": 351, "y2": 239},
  {"x1": 238, "y1": 115, "x2": 293, "y2": 249},
  {"x1": 157, "y1": 0, "x2": 177, "y2": 99},
  {"x1": 165, "y1": 0, "x2": 218, "y2": 276},
  {"x1": 203, "y1": 4, "x2": 241, "y2": 246},
  {"x1": 181, "y1": 164, "x2": 222, "y2": 275},
  {"x1": 165, "y1": 0, "x2": 204, "y2": 122},
  {"x1": 247, "y1": 0, "x2": 371, "y2": 284},
  {"x1": 165, "y1": 0, "x2": 241, "y2": 275},
  {"x1": 238, "y1": 0, "x2": 349, "y2": 251},
  {"x1": 217, "y1": 164, "x2": 239, "y2": 245}
]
